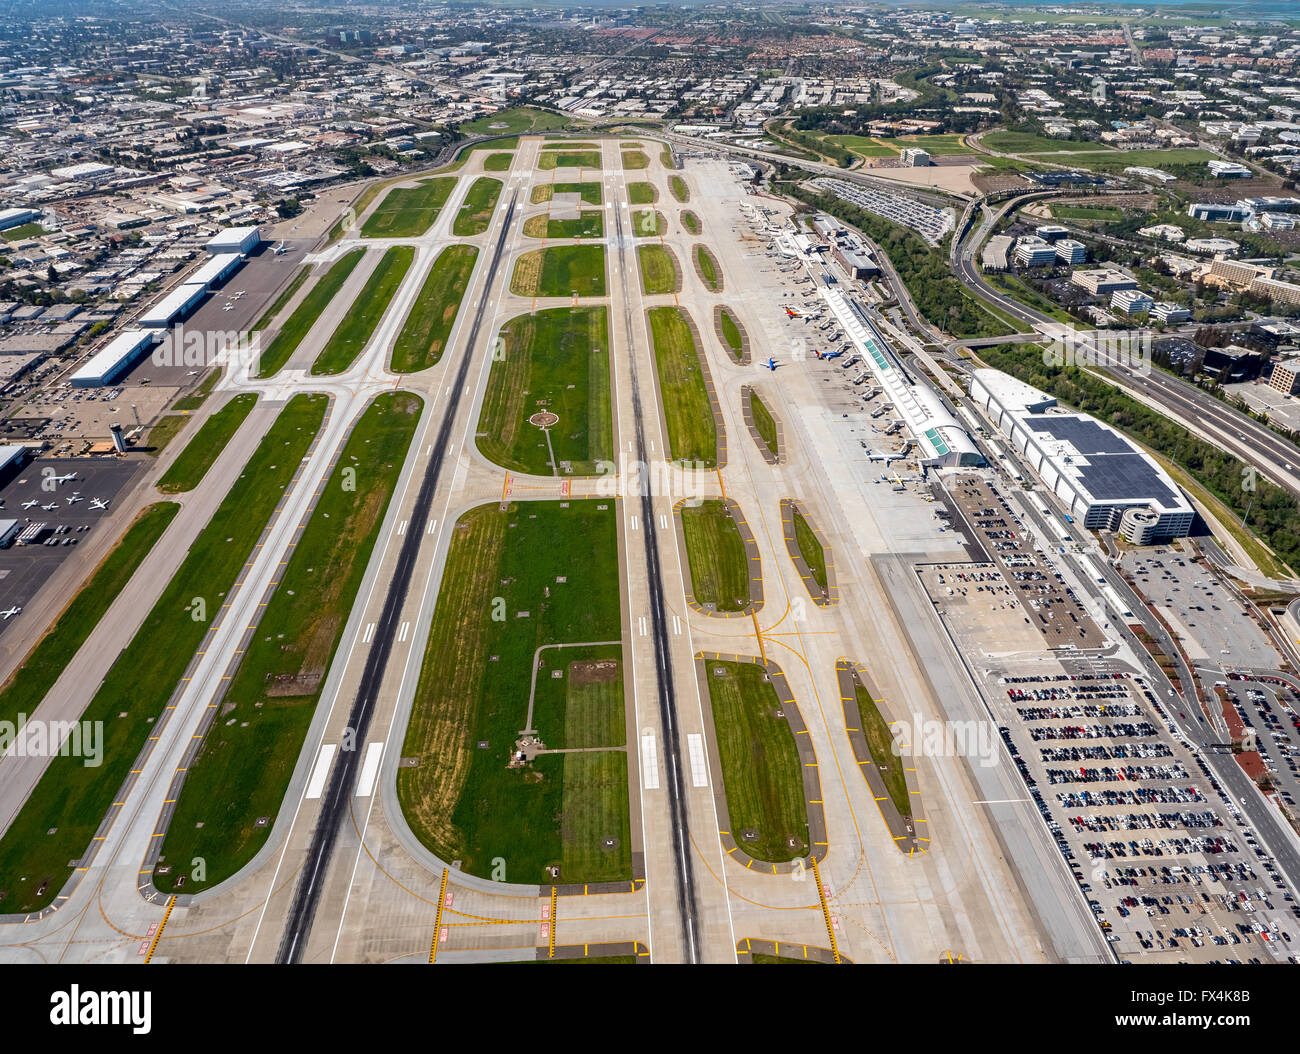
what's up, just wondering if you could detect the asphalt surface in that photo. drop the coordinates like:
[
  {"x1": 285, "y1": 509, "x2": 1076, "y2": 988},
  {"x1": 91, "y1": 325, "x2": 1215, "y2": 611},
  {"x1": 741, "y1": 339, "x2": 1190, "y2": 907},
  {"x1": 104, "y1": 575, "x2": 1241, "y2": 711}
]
[
  {"x1": 608, "y1": 193, "x2": 702, "y2": 962},
  {"x1": 275, "y1": 191, "x2": 520, "y2": 963}
]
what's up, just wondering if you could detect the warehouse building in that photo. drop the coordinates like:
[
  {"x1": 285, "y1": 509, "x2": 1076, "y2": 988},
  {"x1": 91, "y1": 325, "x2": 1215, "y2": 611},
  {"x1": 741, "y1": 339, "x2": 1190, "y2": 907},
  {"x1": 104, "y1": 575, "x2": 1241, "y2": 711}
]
[
  {"x1": 182, "y1": 252, "x2": 244, "y2": 291},
  {"x1": 68, "y1": 329, "x2": 157, "y2": 387},
  {"x1": 138, "y1": 284, "x2": 206, "y2": 329},
  {"x1": 205, "y1": 225, "x2": 261, "y2": 255},
  {"x1": 971, "y1": 369, "x2": 1194, "y2": 541},
  {"x1": 0, "y1": 444, "x2": 28, "y2": 489},
  {"x1": 0, "y1": 207, "x2": 40, "y2": 232}
]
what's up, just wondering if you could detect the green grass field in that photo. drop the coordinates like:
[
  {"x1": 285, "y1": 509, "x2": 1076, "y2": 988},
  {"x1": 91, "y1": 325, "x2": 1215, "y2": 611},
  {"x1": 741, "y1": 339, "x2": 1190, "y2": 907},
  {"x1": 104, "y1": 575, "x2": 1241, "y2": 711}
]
[
  {"x1": 257, "y1": 249, "x2": 364, "y2": 377},
  {"x1": 981, "y1": 131, "x2": 1114, "y2": 155},
  {"x1": 360, "y1": 177, "x2": 456, "y2": 238},
  {"x1": 824, "y1": 133, "x2": 899, "y2": 158},
  {"x1": 311, "y1": 246, "x2": 414, "y2": 375},
  {"x1": 171, "y1": 367, "x2": 222, "y2": 413},
  {"x1": 661, "y1": 146, "x2": 673, "y2": 167},
  {"x1": 893, "y1": 133, "x2": 975, "y2": 156},
  {"x1": 695, "y1": 244, "x2": 722, "y2": 292},
  {"x1": 669, "y1": 176, "x2": 689, "y2": 203},
  {"x1": 856, "y1": 684, "x2": 910, "y2": 820},
  {"x1": 463, "y1": 107, "x2": 571, "y2": 136},
  {"x1": 157, "y1": 393, "x2": 258, "y2": 493},
  {"x1": 154, "y1": 392, "x2": 421, "y2": 893},
  {"x1": 704, "y1": 660, "x2": 811, "y2": 861},
  {"x1": 1051, "y1": 204, "x2": 1124, "y2": 221},
  {"x1": 748, "y1": 389, "x2": 778, "y2": 459},
  {"x1": 0, "y1": 394, "x2": 328, "y2": 915},
  {"x1": 680, "y1": 500, "x2": 751, "y2": 613},
  {"x1": 477, "y1": 306, "x2": 613, "y2": 476},
  {"x1": 452, "y1": 177, "x2": 503, "y2": 236},
  {"x1": 538, "y1": 150, "x2": 601, "y2": 171},
  {"x1": 632, "y1": 209, "x2": 665, "y2": 237},
  {"x1": 531, "y1": 182, "x2": 603, "y2": 206},
  {"x1": 1035, "y1": 147, "x2": 1216, "y2": 172},
  {"x1": 397, "y1": 500, "x2": 630, "y2": 884},
  {"x1": 146, "y1": 414, "x2": 190, "y2": 455},
  {"x1": 718, "y1": 306, "x2": 745, "y2": 362},
  {"x1": 522, "y1": 212, "x2": 604, "y2": 239},
  {"x1": 482, "y1": 152, "x2": 514, "y2": 171},
  {"x1": 252, "y1": 266, "x2": 310, "y2": 334},
  {"x1": 646, "y1": 306, "x2": 716, "y2": 467},
  {"x1": 627, "y1": 181, "x2": 656, "y2": 205},
  {"x1": 2, "y1": 221, "x2": 43, "y2": 241},
  {"x1": 680, "y1": 210, "x2": 701, "y2": 236},
  {"x1": 510, "y1": 244, "x2": 606, "y2": 298},
  {"x1": 529, "y1": 643, "x2": 626, "y2": 750},
  {"x1": 391, "y1": 245, "x2": 477, "y2": 373},
  {"x1": 621, "y1": 149, "x2": 649, "y2": 170},
  {"x1": 791, "y1": 507, "x2": 826, "y2": 592},
  {"x1": 0, "y1": 503, "x2": 179, "y2": 736},
  {"x1": 637, "y1": 244, "x2": 679, "y2": 296}
]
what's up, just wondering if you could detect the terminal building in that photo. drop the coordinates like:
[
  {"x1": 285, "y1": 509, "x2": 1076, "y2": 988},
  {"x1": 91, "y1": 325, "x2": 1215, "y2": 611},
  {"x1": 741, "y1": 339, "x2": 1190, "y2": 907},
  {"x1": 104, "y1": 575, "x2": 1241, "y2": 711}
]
[
  {"x1": 821, "y1": 288, "x2": 983, "y2": 468},
  {"x1": 970, "y1": 368, "x2": 1195, "y2": 543}
]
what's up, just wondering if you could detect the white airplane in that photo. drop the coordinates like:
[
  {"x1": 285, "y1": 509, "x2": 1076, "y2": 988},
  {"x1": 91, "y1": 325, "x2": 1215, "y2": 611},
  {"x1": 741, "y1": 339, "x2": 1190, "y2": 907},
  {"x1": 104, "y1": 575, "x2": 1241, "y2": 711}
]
[
  {"x1": 90, "y1": 498, "x2": 110, "y2": 510},
  {"x1": 273, "y1": 242, "x2": 288, "y2": 255},
  {"x1": 223, "y1": 302, "x2": 235, "y2": 311},
  {"x1": 233, "y1": 290, "x2": 245, "y2": 298},
  {"x1": 0, "y1": 606, "x2": 20, "y2": 620},
  {"x1": 65, "y1": 494, "x2": 83, "y2": 505},
  {"x1": 21, "y1": 499, "x2": 38, "y2": 510},
  {"x1": 41, "y1": 503, "x2": 58, "y2": 511},
  {"x1": 46, "y1": 472, "x2": 76, "y2": 485}
]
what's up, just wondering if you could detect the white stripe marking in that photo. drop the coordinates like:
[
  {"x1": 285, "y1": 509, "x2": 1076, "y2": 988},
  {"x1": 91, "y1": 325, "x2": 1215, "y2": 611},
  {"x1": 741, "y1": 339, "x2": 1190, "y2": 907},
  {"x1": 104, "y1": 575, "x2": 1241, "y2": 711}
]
[
  {"x1": 306, "y1": 744, "x2": 337, "y2": 799},
  {"x1": 641, "y1": 732, "x2": 660, "y2": 790},
  {"x1": 687, "y1": 733, "x2": 709, "y2": 788},
  {"x1": 355, "y1": 741, "x2": 384, "y2": 797}
]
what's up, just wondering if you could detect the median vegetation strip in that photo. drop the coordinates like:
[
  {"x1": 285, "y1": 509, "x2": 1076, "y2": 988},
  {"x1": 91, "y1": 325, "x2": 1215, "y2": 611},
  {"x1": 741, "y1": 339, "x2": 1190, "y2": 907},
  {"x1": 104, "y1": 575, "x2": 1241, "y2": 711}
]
[
  {"x1": 312, "y1": 246, "x2": 414, "y2": 375},
  {"x1": 680, "y1": 210, "x2": 700, "y2": 235},
  {"x1": 637, "y1": 244, "x2": 680, "y2": 296},
  {"x1": 703, "y1": 659, "x2": 811, "y2": 861},
  {"x1": 669, "y1": 175, "x2": 689, "y2": 202},
  {"x1": 482, "y1": 152, "x2": 514, "y2": 172},
  {"x1": 452, "y1": 177, "x2": 503, "y2": 237},
  {"x1": 621, "y1": 149, "x2": 649, "y2": 170},
  {"x1": 360, "y1": 176, "x2": 456, "y2": 238},
  {"x1": 716, "y1": 305, "x2": 746, "y2": 362},
  {"x1": 627, "y1": 181, "x2": 656, "y2": 205},
  {"x1": 631, "y1": 209, "x2": 665, "y2": 237},
  {"x1": 694, "y1": 244, "x2": 722, "y2": 292},
  {"x1": 510, "y1": 244, "x2": 607, "y2": 298},
  {"x1": 530, "y1": 182, "x2": 602, "y2": 205},
  {"x1": 538, "y1": 150, "x2": 601, "y2": 170},
  {"x1": 521, "y1": 212, "x2": 604, "y2": 239},
  {"x1": 477, "y1": 306, "x2": 613, "y2": 476},
  {"x1": 157, "y1": 392, "x2": 258, "y2": 493},
  {"x1": 252, "y1": 265, "x2": 310, "y2": 334},
  {"x1": 171, "y1": 367, "x2": 222, "y2": 412},
  {"x1": 680, "y1": 499, "x2": 753, "y2": 613},
  {"x1": 397, "y1": 499, "x2": 630, "y2": 884},
  {"x1": 0, "y1": 502, "x2": 179, "y2": 736},
  {"x1": 391, "y1": 245, "x2": 477, "y2": 373},
  {"x1": 791, "y1": 507, "x2": 826, "y2": 592},
  {"x1": 855, "y1": 684, "x2": 910, "y2": 820},
  {"x1": 0, "y1": 394, "x2": 328, "y2": 915},
  {"x1": 747, "y1": 388, "x2": 779, "y2": 460},
  {"x1": 646, "y1": 305, "x2": 717, "y2": 467},
  {"x1": 257, "y1": 249, "x2": 364, "y2": 377},
  {"x1": 154, "y1": 392, "x2": 422, "y2": 893}
]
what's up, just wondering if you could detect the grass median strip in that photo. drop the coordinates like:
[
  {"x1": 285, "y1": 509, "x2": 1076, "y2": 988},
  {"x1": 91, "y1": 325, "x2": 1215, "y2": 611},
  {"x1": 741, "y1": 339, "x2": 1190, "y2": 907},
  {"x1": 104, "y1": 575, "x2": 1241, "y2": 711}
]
[
  {"x1": 538, "y1": 150, "x2": 601, "y2": 170},
  {"x1": 621, "y1": 149, "x2": 649, "y2": 170},
  {"x1": 482, "y1": 152, "x2": 514, "y2": 172},
  {"x1": 477, "y1": 305, "x2": 612, "y2": 476},
  {"x1": 530, "y1": 182, "x2": 602, "y2": 206},
  {"x1": 647, "y1": 305, "x2": 716, "y2": 467},
  {"x1": 452, "y1": 177, "x2": 503, "y2": 236},
  {"x1": 391, "y1": 245, "x2": 477, "y2": 373},
  {"x1": 171, "y1": 367, "x2": 222, "y2": 412},
  {"x1": 154, "y1": 391, "x2": 422, "y2": 893},
  {"x1": 510, "y1": 244, "x2": 606, "y2": 298},
  {"x1": 397, "y1": 499, "x2": 629, "y2": 884},
  {"x1": 856, "y1": 684, "x2": 910, "y2": 821},
  {"x1": 680, "y1": 210, "x2": 700, "y2": 236},
  {"x1": 748, "y1": 389, "x2": 778, "y2": 460},
  {"x1": 360, "y1": 176, "x2": 455, "y2": 238},
  {"x1": 0, "y1": 393, "x2": 328, "y2": 915},
  {"x1": 252, "y1": 266, "x2": 310, "y2": 334},
  {"x1": 704, "y1": 660, "x2": 810, "y2": 861},
  {"x1": 792, "y1": 507, "x2": 826, "y2": 592},
  {"x1": 627, "y1": 181, "x2": 656, "y2": 205},
  {"x1": 156, "y1": 393, "x2": 258, "y2": 494},
  {"x1": 0, "y1": 502, "x2": 179, "y2": 736},
  {"x1": 637, "y1": 244, "x2": 679, "y2": 296},
  {"x1": 680, "y1": 499, "x2": 751, "y2": 612},
  {"x1": 718, "y1": 305, "x2": 745, "y2": 361},
  {"x1": 695, "y1": 244, "x2": 722, "y2": 292},
  {"x1": 669, "y1": 175, "x2": 689, "y2": 203},
  {"x1": 631, "y1": 209, "x2": 665, "y2": 237},
  {"x1": 521, "y1": 212, "x2": 604, "y2": 239},
  {"x1": 257, "y1": 249, "x2": 363, "y2": 377},
  {"x1": 311, "y1": 246, "x2": 414, "y2": 375}
]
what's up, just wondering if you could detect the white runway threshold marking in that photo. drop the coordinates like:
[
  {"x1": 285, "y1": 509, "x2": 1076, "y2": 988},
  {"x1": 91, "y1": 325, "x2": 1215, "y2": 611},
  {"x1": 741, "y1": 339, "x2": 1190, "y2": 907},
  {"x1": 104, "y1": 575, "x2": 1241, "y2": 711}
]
[
  {"x1": 687, "y1": 733, "x2": 709, "y2": 788},
  {"x1": 306, "y1": 743, "x2": 337, "y2": 799},
  {"x1": 355, "y1": 741, "x2": 384, "y2": 797},
  {"x1": 641, "y1": 731, "x2": 660, "y2": 790}
]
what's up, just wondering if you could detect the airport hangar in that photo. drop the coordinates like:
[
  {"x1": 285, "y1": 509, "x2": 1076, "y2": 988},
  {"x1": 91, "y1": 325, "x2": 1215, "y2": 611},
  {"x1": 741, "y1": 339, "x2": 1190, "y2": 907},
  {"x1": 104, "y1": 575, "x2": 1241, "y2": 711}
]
[{"x1": 971, "y1": 368, "x2": 1195, "y2": 544}]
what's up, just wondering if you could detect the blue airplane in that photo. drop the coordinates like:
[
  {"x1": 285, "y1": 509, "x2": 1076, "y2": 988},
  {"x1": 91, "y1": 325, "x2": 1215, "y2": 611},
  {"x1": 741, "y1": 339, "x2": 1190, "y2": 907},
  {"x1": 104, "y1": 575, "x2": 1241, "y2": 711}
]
[{"x1": 762, "y1": 357, "x2": 778, "y2": 371}]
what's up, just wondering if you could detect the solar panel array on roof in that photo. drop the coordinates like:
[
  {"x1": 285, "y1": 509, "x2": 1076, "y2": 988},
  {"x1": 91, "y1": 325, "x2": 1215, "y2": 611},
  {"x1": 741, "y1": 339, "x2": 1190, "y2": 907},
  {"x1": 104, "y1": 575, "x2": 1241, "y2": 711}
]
[
  {"x1": 1027, "y1": 416, "x2": 1180, "y2": 507},
  {"x1": 1027, "y1": 415, "x2": 1133, "y2": 455}
]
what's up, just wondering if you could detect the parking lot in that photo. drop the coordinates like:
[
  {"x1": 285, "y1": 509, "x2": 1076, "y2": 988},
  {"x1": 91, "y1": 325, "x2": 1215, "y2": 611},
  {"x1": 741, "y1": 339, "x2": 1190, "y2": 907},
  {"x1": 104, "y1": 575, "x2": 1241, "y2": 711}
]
[
  {"x1": 0, "y1": 456, "x2": 141, "y2": 635},
  {"x1": 1224, "y1": 672, "x2": 1300, "y2": 815}
]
